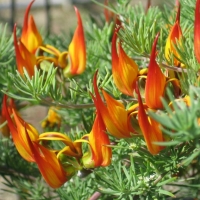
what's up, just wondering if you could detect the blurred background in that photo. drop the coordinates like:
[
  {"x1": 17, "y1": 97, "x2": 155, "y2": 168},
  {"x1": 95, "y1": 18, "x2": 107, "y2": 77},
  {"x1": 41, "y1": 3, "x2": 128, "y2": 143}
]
[
  {"x1": 0, "y1": 0, "x2": 166, "y2": 34},
  {"x1": 0, "y1": 0, "x2": 171, "y2": 199}
]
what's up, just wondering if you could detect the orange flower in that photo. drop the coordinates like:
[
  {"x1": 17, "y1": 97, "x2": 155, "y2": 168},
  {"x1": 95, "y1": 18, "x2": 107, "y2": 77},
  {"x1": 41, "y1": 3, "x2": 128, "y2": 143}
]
[
  {"x1": 38, "y1": 7, "x2": 86, "y2": 76},
  {"x1": 82, "y1": 113, "x2": 112, "y2": 168},
  {"x1": 112, "y1": 28, "x2": 138, "y2": 96},
  {"x1": 21, "y1": 0, "x2": 43, "y2": 54},
  {"x1": 194, "y1": 0, "x2": 200, "y2": 63},
  {"x1": 39, "y1": 132, "x2": 82, "y2": 159},
  {"x1": 26, "y1": 132, "x2": 67, "y2": 188},
  {"x1": 3, "y1": 95, "x2": 38, "y2": 162},
  {"x1": 14, "y1": 24, "x2": 37, "y2": 77},
  {"x1": 39, "y1": 132, "x2": 83, "y2": 179},
  {"x1": 137, "y1": 87, "x2": 165, "y2": 155},
  {"x1": 92, "y1": 71, "x2": 135, "y2": 138},
  {"x1": 41, "y1": 107, "x2": 61, "y2": 129},
  {"x1": 64, "y1": 7, "x2": 86, "y2": 77},
  {"x1": 37, "y1": 45, "x2": 68, "y2": 69},
  {"x1": 182, "y1": 95, "x2": 191, "y2": 107},
  {"x1": 4, "y1": 95, "x2": 82, "y2": 161},
  {"x1": 165, "y1": 4, "x2": 183, "y2": 66},
  {"x1": 145, "y1": 33, "x2": 166, "y2": 109}
]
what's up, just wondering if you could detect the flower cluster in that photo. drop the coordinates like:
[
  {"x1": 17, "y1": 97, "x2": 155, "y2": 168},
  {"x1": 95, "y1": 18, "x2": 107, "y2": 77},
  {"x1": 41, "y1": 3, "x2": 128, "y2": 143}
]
[
  {"x1": 2, "y1": 0, "x2": 200, "y2": 190},
  {"x1": 14, "y1": 0, "x2": 86, "y2": 78}
]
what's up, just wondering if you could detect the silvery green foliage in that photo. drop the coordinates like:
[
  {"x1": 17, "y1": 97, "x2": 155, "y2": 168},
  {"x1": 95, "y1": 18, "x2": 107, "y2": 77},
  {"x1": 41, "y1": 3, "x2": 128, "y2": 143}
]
[{"x1": 1, "y1": 0, "x2": 200, "y2": 199}]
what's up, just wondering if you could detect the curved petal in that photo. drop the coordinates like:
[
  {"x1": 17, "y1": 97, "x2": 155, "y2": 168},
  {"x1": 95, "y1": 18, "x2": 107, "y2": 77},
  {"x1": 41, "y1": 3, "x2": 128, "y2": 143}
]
[
  {"x1": 82, "y1": 114, "x2": 112, "y2": 168},
  {"x1": 39, "y1": 45, "x2": 61, "y2": 56},
  {"x1": 145, "y1": 33, "x2": 166, "y2": 109},
  {"x1": 39, "y1": 132, "x2": 76, "y2": 151},
  {"x1": 92, "y1": 71, "x2": 132, "y2": 138},
  {"x1": 89, "y1": 114, "x2": 111, "y2": 167},
  {"x1": 138, "y1": 89, "x2": 164, "y2": 155},
  {"x1": 14, "y1": 24, "x2": 37, "y2": 77},
  {"x1": 28, "y1": 139, "x2": 67, "y2": 188},
  {"x1": 58, "y1": 51, "x2": 68, "y2": 69},
  {"x1": 112, "y1": 28, "x2": 138, "y2": 96},
  {"x1": 102, "y1": 90, "x2": 132, "y2": 138},
  {"x1": 67, "y1": 7, "x2": 86, "y2": 76},
  {"x1": 13, "y1": 109, "x2": 39, "y2": 157},
  {"x1": 57, "y1": 144, "x2": 82, "y2": 158},
  {"x1": 21, "y1": 0, "x2": 43, "y2": 54},
  {"x1": 38, "y1": 46, "x2": 68, "y2": 69},
  {"x1": 194, "y1": 0, "x2": 200, "y2": 63},
  {"x1": 165, "y1": 4, "x2": 182, "y2": 66}
]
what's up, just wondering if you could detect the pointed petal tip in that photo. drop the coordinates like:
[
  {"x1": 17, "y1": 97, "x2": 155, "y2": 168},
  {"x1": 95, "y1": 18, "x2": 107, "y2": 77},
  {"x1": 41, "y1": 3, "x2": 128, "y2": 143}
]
[
  {"x1": 153, "y1": 32, "x2": 160, "y2": 51},
  {"x1": 194, "y1": 0, "x2": 200, "y2": 63},
  {"x1": 74, "y1": 6, "x2": 81, "y2": 22},
  {"x1": 93, "y1": 70, "x2": 98, "y2": 88},
  {"x1": 24, "y1": 0, "x2": 35, "y2": 26},
  {"x1": 67, "y1": 6, "x2": 86, "y2": 76}
]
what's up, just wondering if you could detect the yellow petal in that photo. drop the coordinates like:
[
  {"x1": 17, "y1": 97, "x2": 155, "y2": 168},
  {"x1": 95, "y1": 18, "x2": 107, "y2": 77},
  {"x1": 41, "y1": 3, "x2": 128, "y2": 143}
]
[
  {"x1": 102, "y1": 90, "x2": 132, "y2": 138},
  {"x1": 3, "y1": 95, "x2": 37, "y2": 162},
  {"x1": 67, "y1": 7, "x2": 86, "y2": 76},
  {"x1": 92, "y1": 71, "x2": 132, "y2": 138},
  {"x1": 138, "y1": 88, "x2": 164, "y2": 155},
  {"x1": 112, "y1": 28, "x2": 138, "y2": 96},
  {"x1": 145, "y1": 33, "x2": 166, "y2": 109},
  {"x1": 30, "y1": 141, "x2": 67, "y2": 188},
  {"x1": 39, "y1": 132, "x2": 76, "y2": 151},
  {"x1": 21, "y1": 0, "x2": 43, "y2": 54},
  {"x1": 14, "y1": 24, "x2": 37, "y2": 77},
  {"x1": 89, "y1": 114, "x2": 111, "y2": 167},
  {"x1": 165, "y1": 5, "x2": 182, "y2": 66}
]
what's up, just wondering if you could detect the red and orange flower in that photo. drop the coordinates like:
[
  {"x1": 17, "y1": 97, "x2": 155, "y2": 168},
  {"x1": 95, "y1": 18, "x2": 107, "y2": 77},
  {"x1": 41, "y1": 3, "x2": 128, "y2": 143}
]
[
  {"x1": 20, "y1": 0, "x2": 43, "y2": 54},
  {"x1": 165, "y1": 4, "x2": 183, "y2": 66},
  {"x1": 81, "y1": 113, "x2": 112, "y2": 168},
  {"x1": 112, "y1": 28, "x2": 139, "y2": 96},
  {"x1": 194, "y1": 0, "x2": 200, "y2": 63}
]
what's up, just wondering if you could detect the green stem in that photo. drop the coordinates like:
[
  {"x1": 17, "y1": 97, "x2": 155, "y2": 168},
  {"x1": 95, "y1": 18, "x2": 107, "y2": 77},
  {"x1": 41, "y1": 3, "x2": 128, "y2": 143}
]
[{"x1": 40, "y1": 97, "x2": 138, "y2": 109}]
